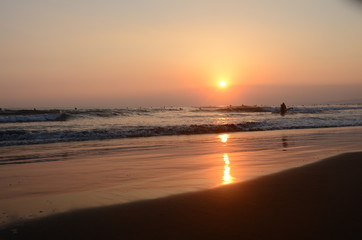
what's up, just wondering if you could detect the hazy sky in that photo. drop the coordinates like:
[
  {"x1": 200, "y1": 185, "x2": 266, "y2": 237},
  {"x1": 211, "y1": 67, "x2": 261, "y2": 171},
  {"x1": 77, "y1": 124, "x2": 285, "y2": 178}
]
[{"x1": 1, "y1": 0, "x2": 361, "y2": 107}]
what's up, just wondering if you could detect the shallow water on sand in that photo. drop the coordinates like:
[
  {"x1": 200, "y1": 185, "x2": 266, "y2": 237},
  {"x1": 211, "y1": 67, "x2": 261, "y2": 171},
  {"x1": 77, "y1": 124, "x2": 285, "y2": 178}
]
[{"x1": 0, "y1": 126, "x2": 361, "y2": 227}]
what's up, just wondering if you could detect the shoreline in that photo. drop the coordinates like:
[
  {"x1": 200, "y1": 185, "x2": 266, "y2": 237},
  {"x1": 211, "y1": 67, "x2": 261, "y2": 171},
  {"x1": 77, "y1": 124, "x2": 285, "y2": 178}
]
[{"x1": 2, "y1": 152, "x2": 362, "y2": 239}]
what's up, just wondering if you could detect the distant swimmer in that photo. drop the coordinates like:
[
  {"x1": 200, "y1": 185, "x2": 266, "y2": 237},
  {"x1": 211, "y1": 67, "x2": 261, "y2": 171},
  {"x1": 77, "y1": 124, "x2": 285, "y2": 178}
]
[{"x1": 280, "y1": 102, "x2": 287, "y2": 116}]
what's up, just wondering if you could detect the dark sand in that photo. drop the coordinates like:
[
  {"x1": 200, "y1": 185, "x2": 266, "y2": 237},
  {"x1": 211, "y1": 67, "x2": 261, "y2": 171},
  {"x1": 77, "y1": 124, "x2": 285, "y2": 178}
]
[{"x1": 1, "y1": 152, "x2": 362, "y2": 240}]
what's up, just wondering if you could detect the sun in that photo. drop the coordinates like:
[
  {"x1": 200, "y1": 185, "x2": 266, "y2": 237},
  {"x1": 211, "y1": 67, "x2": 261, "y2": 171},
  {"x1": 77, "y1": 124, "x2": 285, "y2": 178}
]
[{"x1": 219, "y1": 80, "x2": 227, "y2": 88}]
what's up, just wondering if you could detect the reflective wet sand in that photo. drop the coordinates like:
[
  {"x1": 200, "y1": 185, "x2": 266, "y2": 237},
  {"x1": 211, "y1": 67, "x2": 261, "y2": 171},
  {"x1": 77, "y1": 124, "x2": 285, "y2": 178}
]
[{"x1": 0, "y1": 126, "x2": 361, "y2": 227}]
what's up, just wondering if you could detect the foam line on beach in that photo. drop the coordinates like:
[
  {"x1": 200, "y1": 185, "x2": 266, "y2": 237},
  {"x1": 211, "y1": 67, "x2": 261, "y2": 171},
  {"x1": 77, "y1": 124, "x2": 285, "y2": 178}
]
[{"x1": 1, "y1": 152, "x2": 362, "y2": 240}]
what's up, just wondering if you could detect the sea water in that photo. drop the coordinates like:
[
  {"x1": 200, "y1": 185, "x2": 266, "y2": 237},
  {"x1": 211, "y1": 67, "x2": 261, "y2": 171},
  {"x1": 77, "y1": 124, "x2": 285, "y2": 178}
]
[{"x1": 1, "y1": 104, "x2": 361, "y2": 147}]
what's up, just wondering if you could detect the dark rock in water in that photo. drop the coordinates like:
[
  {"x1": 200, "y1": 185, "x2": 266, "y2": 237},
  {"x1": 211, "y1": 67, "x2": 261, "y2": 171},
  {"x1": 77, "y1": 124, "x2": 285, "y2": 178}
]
[
  {"x1": 0, "y1": 109, "x2": 61, "y2": 116},
  {"x1": 218, "y1": 105, "x2": 267, "y2": 113},
  {"x1": 0, "y1": 109, "x2": 69, "y2": 123},
  {"x1": 56, "y1": 113, "x2": 69, "y2": 121}
]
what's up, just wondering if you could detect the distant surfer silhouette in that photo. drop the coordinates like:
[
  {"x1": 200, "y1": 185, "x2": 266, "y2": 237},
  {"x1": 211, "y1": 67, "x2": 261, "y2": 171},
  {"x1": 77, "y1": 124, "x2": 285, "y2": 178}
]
[{"x1": 280, "y1": 102, "x2": 287, "y2": 116}]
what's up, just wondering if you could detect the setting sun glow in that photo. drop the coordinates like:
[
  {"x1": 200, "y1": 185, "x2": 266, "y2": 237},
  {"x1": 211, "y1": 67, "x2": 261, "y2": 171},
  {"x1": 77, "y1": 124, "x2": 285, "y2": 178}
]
[{"x1": 219, "y1": 81, "x2": 227, "y2": 88}]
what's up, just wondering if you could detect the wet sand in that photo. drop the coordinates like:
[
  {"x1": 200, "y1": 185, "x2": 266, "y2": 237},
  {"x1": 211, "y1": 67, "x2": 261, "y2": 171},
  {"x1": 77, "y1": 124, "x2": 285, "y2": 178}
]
[
  {"x1": 1, "y1": 152, "x2": 362, "y2": 240},
  {"x1": 1, "y1": 127, "x2": 362, "y2": 228}
]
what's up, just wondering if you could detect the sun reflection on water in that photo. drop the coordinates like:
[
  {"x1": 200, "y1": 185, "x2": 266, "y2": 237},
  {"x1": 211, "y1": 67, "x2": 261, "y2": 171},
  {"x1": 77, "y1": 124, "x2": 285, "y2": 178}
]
[
  {"x1": 219, "y1": 134, "x2": 229, "y2": 144},
  {"x1": 218, "y1": 134, "x2": 234, "y2": 185},
  {"x1": 222, "y1": 153, "x2": 234, "y2": 184}
]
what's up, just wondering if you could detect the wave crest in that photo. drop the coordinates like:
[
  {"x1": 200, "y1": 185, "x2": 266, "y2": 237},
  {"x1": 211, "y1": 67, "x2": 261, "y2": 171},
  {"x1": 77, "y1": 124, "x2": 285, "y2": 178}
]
[{"x1": 0, "y1": 122, "x2": 260, "y2": 146}]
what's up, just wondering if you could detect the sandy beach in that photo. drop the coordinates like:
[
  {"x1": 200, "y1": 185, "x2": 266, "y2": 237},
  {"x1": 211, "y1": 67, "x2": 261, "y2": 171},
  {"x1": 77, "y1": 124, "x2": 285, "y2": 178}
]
[{"x1": 1, "y1": 151, "x2": 362, "y2": 239}]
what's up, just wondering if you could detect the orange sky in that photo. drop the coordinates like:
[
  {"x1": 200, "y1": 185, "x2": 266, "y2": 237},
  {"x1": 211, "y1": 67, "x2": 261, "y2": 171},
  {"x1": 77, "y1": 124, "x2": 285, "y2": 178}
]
[{"x1": 1, "y1": 0, "x2": 361, "y2": 107}]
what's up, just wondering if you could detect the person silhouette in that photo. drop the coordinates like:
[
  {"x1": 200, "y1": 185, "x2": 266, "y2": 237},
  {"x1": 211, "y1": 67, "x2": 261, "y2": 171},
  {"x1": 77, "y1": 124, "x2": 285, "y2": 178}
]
[{"x1": 280, "y1": 102, "x2": 287, "y2": 116}]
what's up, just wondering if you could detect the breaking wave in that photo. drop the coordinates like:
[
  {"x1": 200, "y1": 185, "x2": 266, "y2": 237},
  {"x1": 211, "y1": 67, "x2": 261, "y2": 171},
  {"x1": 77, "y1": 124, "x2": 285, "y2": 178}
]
[
  {"x1": 0, "y1": 122, "x2": 260, "y2": 146},
  {"x1": 0, "y1": 113, "x2": 69, "y2": 123},
  {"x1": 0, "y1": 108, "x2": 185, "y2": 123},
  {"x1": 1, "y1": 121, "x2": 362, "y2": 147}
]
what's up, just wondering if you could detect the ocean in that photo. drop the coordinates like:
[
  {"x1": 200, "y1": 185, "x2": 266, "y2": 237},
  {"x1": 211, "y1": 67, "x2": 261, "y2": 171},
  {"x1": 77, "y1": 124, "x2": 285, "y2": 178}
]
[
  {"x1": 1, "y1": 104, "x2": 362, "y2": 227},
  {"x1": 1, "y1": 104, "x2": 361, "y2": 147}
]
